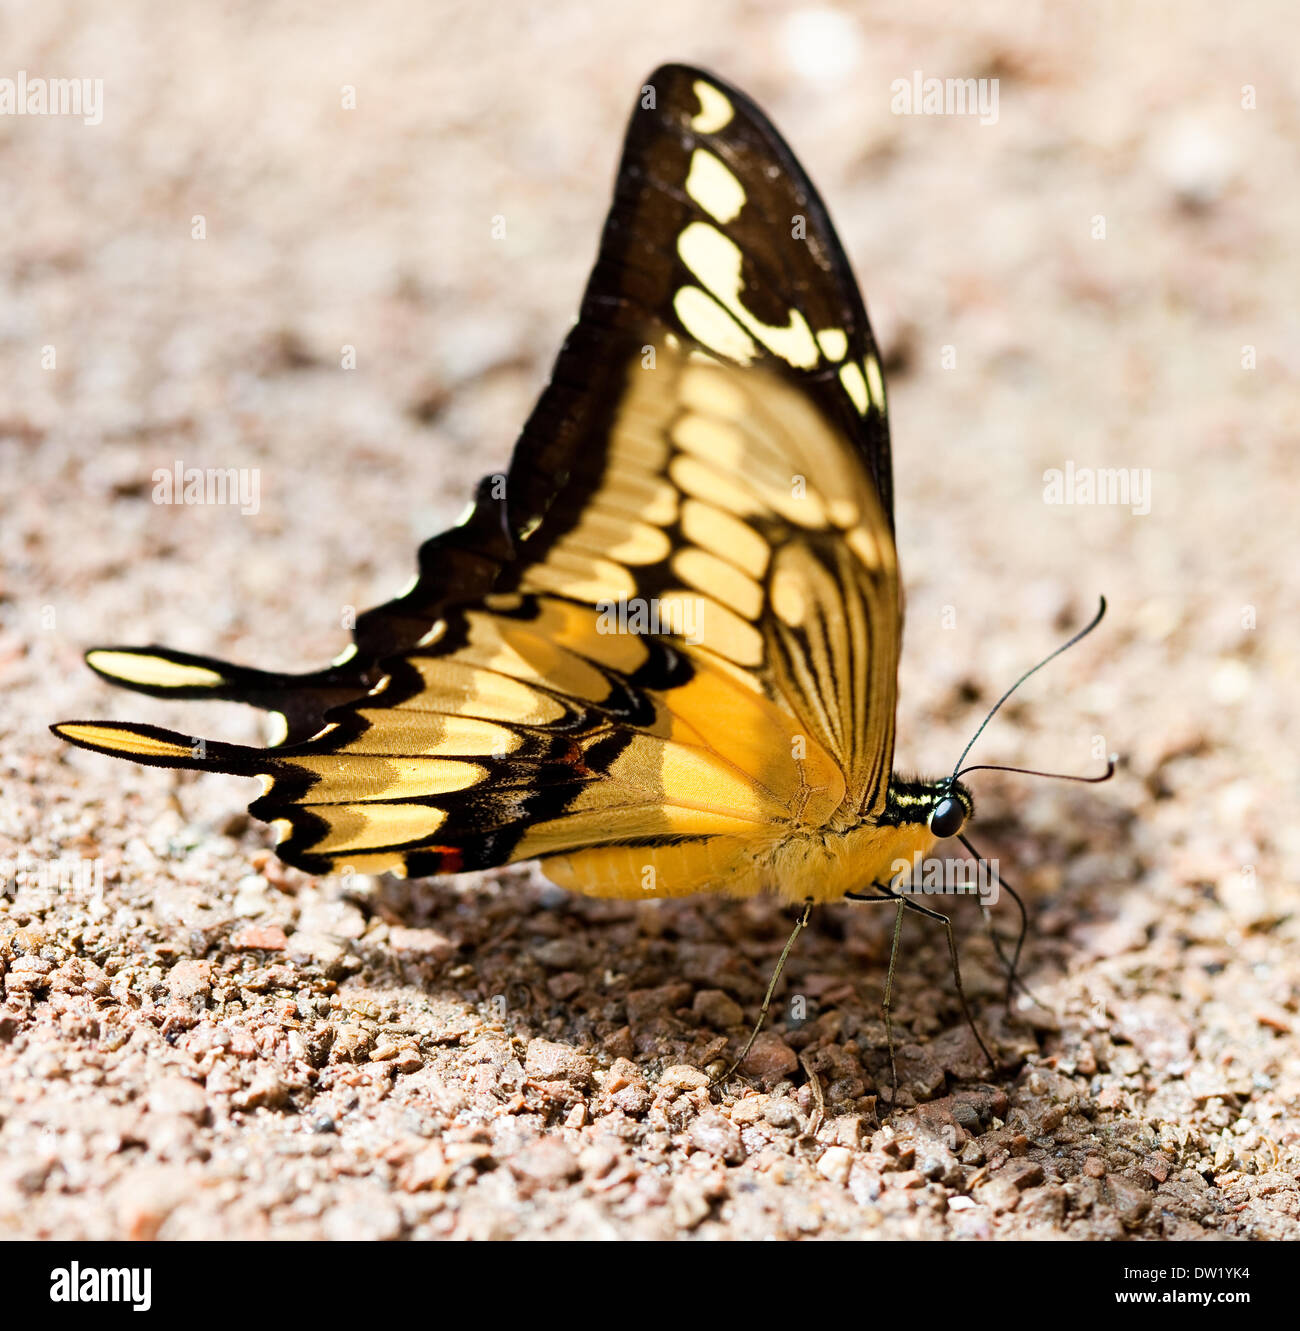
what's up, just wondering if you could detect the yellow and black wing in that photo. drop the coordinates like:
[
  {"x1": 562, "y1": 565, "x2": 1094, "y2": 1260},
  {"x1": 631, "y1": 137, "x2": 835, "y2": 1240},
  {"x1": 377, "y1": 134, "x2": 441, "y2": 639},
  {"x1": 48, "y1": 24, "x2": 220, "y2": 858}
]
[{"x1": 53, "y1": 66, "x2": 901, "y2": 900}]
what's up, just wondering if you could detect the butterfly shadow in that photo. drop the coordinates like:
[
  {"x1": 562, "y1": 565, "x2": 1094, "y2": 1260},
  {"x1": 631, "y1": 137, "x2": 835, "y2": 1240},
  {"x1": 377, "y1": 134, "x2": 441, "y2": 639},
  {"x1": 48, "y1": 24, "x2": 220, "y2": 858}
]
[{"x1": 348, "y1": 818, "x2": 1123, "y2": 1123}]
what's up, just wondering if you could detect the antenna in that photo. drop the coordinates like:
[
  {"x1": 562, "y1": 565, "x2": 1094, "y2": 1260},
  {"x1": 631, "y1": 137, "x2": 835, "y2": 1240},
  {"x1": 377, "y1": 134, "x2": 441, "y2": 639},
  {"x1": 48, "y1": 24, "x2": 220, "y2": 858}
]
[
  {"x1": 949, "y1": 596, "x2": 1108, "y2": 785},
  {"x1": 957, "y1": 756, "x2": 1116, "y2": 785}
]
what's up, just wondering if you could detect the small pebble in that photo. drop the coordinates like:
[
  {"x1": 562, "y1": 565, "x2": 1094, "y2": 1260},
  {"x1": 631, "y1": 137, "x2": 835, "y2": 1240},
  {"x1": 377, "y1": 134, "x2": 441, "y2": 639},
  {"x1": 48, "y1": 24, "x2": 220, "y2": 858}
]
[
  {"x1": 741, "y1": 1032, "x2": 798, "y2": 1079},
  {"x1": 229, "y1": 925, "x2": 288, "y2": 951},
  {"x1": 693, "y1": 989, "x2": 744, "y2": 1028},
  {"x1": 689, "y1": 1113, "x2": 745, "y2": 1163},
  {"x1": 524, "y1": 1039, "x2": 593, "y2": 1089},
  {"x1": 817, "y1": 1146, "x2": 854, "y2": 1185},
  {"x1": 660, "y1": 1064, "x2": 710, "y2": 1090}
]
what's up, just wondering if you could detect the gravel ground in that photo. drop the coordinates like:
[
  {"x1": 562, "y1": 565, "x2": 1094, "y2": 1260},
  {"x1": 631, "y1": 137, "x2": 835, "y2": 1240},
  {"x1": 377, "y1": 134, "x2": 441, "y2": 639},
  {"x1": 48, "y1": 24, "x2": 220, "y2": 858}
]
[{"x1": 3, "y1": 1, "x2": 1299, "y2": 1240}]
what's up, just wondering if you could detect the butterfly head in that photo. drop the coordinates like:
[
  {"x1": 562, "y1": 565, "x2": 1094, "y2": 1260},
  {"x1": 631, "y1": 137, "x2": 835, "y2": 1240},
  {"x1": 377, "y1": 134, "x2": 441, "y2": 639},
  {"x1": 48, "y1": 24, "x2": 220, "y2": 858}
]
[
  {"x1": 881, "y1": 776, "x2": 973, "y2": 839},
  {"x1": 928, "y1": 783, "x2": 972, "y2": 840}
]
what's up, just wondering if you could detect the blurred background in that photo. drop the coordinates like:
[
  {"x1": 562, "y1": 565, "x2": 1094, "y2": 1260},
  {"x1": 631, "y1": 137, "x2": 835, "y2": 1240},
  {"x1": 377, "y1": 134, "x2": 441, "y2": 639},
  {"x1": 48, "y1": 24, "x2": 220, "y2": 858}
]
[{"x1": 1, "y1": 0, "x2": 1297, "y2": 1240}]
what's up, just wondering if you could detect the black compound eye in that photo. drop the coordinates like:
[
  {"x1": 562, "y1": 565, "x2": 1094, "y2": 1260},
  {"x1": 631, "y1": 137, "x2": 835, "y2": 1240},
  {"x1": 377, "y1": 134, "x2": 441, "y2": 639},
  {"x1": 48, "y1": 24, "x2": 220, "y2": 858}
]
[{"x1": 929, "y1": 795, "x2": 965, "y2": 839}]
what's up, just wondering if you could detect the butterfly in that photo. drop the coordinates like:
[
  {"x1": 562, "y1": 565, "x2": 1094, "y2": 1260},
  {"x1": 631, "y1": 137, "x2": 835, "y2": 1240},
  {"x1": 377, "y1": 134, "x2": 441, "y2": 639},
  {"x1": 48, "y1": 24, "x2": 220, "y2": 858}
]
[{"x1": 53, "y1": 65, "x2": 1109, "y2": 1077}]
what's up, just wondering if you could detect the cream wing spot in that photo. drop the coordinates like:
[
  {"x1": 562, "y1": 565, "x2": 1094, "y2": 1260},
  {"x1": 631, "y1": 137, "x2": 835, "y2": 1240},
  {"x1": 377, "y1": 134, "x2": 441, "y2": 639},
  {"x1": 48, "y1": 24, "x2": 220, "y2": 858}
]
[
  {"x1": 685, "y1": 148, "x2": 747, "y2": 224},
  {"x1": 85, "y1": 651, "x2": 225, "y2": 689},
  {"x1": 669, "y1": 455, "x2": 762, "y2": 518},
  {"x1": 521, "y1": 550, "x2": 640, "y2": 602},
  {"x1": 816, "y1": 328, "x2": 848, "y2": 362},
  {"x1": 847, "y1": 524, "x2": 882, "y2": 569},
  {"x1": 562, "y1": 513, "x2": 672, "y2": 565},
  {"x1": 865, "y1": 355, "x2": 886, "y2": 409},
  {"x1": 460, "y1": 616, "x2": 612, "y2": 703},
  {"x1": 689, "y1": 80, "x2": 734, "y2": 134},
  {"x1": 661, "y1": 590, "x2": 765, "y2": 666},
  {"x1": 672, "y1": 548, "x2": 764, "y2": 621},
  {"x1": 594, "y1": 476, "x2": 679, "y2": 526},
  {"x1": 838, "y1": 360, "x2": 869, "y2": 414},
  {"x1": 760, "y1": 482, "x2": 829, "y2": 530},
  {"x1": 310, "y1": 803, "x2": 448, "y2": 855},
  {"x1": 346, "y1": 713, "x2": 520, "y2": 757},
  {"x1": 52, "y1": 723, "x2": 199, "y2": 762},
  {"x1": 673, "y1": 286, "x2": 758, "y2": 364},
  {"x1": 402, "y1": 659, "x2": 567, "y2": 725},
  {"x1": 770, "y1": 567, "x2": 808, "y2": 626},
  {"x1": 678, "y1": 364, "x2": 748, "y2": 420},
  {"x1": 679, "y1": 498, "x2": 770, "y2": 578},
  {"x1": 670, "y1": 412, "x2": 747, "y2": 469},
  {"x1": 607, "y1": 419, "x2": 671, "y2": 470},
  {"x1": 291, "y1": 755, "x2": 483, "y2": 802}
]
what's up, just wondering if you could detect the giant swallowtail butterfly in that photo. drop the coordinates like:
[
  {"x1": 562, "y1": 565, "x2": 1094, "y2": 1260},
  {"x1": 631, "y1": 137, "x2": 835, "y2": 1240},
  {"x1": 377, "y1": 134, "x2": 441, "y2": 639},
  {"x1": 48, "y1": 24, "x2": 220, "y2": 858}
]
[{"x1": 54, "y1": 67, "x2": 1109, "y2": 1072}]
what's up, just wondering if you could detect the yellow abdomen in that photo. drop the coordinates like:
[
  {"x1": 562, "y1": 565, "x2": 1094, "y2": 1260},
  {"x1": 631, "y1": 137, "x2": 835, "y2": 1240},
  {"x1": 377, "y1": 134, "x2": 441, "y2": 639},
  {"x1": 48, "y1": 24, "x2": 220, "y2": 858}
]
[{"x1": 539, "y1": 820, "x2": 938, "y2": 904}]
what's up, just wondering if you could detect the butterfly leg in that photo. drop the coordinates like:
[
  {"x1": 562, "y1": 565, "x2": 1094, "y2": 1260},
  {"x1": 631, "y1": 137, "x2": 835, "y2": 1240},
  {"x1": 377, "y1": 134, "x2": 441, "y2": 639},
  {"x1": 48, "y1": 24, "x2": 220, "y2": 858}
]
[
  {"x1": 895, "y1": 891, "x2": 997, "y2": 1074},
  {"x1": 844, "y1": 886, "x2": 907, "y2": 1107},
  {"x1": 955, "y1": 831, "x2": 1046, "y2": 1016},
  {"x1": 881, "y1": 892, "x2": 907, "y2": 1108},
  {"x1": 981, "y1": 899, "x2": 1015, "y2": 1008},
  {"x1": 845, "y1": 882, "x2": 998, "y2": 1099},
  {"x1": 982, "y1": 885, "x2": 1027, "y2": 1010},
  {"x1": 711, "y1": 898, "x2": 814, "y2": 1087},
  {"x1": 982, "y1": 892, "x2": 1051, "y2": 1017}
]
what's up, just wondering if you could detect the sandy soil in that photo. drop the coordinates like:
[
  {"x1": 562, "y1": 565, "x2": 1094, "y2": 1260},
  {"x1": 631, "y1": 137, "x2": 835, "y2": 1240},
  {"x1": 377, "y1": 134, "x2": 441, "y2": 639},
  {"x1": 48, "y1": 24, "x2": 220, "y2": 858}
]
[{"x1": 2, "y1": 0, "x2": 1299, "y2": 1239}]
